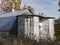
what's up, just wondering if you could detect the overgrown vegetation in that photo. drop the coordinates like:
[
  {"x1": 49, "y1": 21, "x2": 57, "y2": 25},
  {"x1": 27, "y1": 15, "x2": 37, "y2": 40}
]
[
  {"x1": 0, "y1": 35, "x2": 60, "y2": 45},
  {"x1": 54, "y1": 17, "x2": 60, "y2": 39}
]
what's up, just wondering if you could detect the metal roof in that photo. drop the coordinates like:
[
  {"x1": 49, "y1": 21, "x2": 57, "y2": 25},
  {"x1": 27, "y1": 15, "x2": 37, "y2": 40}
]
[
  {"x1": 0, "y1": 9, "x2": 54, "y2": 30},
  {"x1": 0, "y1": 9, "x2": 28, "y2": 17},
  {"x1": 0, "y1": 9, "x2": 29, "y2": 30},
  {"x1": 0, "y1": 9, "x2": 54, "y2": 19},
  {"x1": 0, "y1": 17, "x2": 16, "y2": 30}
]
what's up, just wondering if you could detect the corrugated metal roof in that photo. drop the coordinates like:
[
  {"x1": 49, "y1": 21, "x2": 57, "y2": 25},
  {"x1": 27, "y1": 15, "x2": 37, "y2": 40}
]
[
  {"x1": 0, "y1": 9, "x2": 54, "y2": 18},
  {"x1": 0, "y1": 17, "x2": 16, "y2": 30},
  {"x1": 0, "y1": 9, "x2": 28, "y2": 17},
  {"x1": 0, "y1": 9, "x2": 54, "y2": 30}
]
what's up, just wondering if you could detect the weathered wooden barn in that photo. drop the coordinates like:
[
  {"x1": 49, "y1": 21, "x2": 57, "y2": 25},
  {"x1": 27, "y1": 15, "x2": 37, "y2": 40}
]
[{"x1": 0, "y1": 8, "x2": 54, "y2": 42}]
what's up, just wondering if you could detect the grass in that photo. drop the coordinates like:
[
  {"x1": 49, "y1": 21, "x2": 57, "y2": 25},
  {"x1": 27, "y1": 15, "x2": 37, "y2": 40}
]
[{"x1": 0, "y1": 36, "x2": 60, "y2": 45}]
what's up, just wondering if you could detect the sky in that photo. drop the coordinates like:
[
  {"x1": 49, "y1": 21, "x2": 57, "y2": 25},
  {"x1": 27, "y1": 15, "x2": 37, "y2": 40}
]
[
  {"x1": 21, "y1": 0, "x2": 60, "y2": 18},
  {"x1": 0, "y1": 0, "x2": 60, "y2": 18}
]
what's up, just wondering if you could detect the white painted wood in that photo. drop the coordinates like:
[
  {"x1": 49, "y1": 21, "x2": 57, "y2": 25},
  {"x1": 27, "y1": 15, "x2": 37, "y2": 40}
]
[
  {"x1": 48, "y1": 19, "x2": 54, "y2": 41},
  {"x1": 34, "y1": 16, "x2": 39, "y2": 41}
]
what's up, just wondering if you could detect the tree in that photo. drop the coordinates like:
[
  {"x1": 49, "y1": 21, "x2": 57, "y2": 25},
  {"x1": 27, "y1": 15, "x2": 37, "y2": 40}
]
[
  {"x1": 12, "y1": 0, "x2": 21, "y2": 10},
  {"x1": 54, "y1": 17, "x2": 60, "y2": 39},
  {"x1": 1, "y1": 0, "x2": 12, "y2": 12},
  {"x1": 58, "y1": 0, "x2": 60, "y2": 11}
]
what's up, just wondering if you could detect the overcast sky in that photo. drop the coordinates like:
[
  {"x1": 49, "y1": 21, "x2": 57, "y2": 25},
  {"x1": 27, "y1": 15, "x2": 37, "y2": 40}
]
[
  {"x1": 0, "y1": 0, "x2": 60, "y2": 18},
  {"x1": 21, "y1": 0, "x2": 60, "y2": 18}
]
